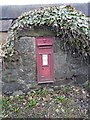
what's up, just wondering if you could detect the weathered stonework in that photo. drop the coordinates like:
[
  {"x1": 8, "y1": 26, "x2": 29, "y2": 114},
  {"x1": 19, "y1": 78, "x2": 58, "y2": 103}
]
[
  {"x1": 2, "y1": 28, "x2": 90, "y2": 95},
  {"x1": 2, "y1": 37, "x2": 37, "y2": 95}
]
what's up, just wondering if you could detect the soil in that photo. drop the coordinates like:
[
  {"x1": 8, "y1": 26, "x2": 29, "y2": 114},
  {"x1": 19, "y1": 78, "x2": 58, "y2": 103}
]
[{"x1": 1, "y1": 85, "x2": 90, "y2": 119}]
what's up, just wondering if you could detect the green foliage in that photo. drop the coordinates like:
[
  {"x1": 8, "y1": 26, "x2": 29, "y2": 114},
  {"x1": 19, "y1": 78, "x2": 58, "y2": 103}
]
[
  {"x1": 64, "y1": 87, "x2": 72, "y2": 92},
  {"x1": 34, "y1": 89, "x2": 49, "y2": 97},
  {"x1": 1, "y1": 5, "x2": 90, "y2": 57},
  {"x1": 28, "y1": 99, "x2": 37, "y2": 107},
  {"x1": 10, "y1": 105, "x2": 20, "y2": 113},
  {"x1": 2, "y1": 97, "x2": 10, "y2": 109},
  {"x1": 56, "y1": 95, "x2": 66, "y2": 102},
  {"x1": 56, "y1": 95, "x2": 74, "y2": 105}
]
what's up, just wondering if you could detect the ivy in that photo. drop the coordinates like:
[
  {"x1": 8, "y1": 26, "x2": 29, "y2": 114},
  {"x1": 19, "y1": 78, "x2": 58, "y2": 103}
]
[{"x1": 1, "y1": 5, "x2": 90, "y2": 57}]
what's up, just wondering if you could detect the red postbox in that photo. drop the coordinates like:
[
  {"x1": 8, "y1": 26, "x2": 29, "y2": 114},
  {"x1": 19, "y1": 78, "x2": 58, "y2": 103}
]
[{"x1": 36, "y1": 37, "x2": 54, "y2": 84}]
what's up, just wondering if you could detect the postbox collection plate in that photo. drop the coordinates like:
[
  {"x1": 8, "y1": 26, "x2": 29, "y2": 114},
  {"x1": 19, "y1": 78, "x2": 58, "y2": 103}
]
[{"x1": 36, "y1": 37, "x2": 54, "y2": 84}]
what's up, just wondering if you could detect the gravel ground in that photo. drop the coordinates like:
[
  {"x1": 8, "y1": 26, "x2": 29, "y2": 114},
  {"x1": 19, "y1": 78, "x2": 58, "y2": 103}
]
[{"x1": 1, "y1": 85, "x2": 90, "y2": 119}]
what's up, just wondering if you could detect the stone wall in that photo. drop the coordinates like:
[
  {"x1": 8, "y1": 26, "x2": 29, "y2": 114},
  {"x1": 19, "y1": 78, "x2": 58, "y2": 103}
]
[
  {"x1": 2, "y1": 37, "x2": 37, "y2": 95},
  {"x1": 2, "y1": 28, "x2": 90, "y2": 95},
  {"x1": 54, "y1": 37, "x2": 89, "y2": 85}
]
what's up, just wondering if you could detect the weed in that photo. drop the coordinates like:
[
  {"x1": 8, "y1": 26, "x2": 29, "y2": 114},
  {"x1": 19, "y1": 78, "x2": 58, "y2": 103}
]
[
  {"x1": 35, "y1": 90, "x2": 43, "y2": 95},
  {"x1": 56, "y1": 95, "x2": 74, "y2": 106},
  {"x1": 87, "y1": 82, "x2": 90, "y2": 88},
  {"x1": 10, "y1": 105, "x2": 20, "y2": 113},
  {"x1": 19, "y1": 96, "x2": 24, "y2": 100},
  {"x1": 56, "y1": 95, "x2": 65, "y2": 102},
  {"x1": 34, "y1": 90, "x2": 48, "y2": 97},
  {"x1": 64, "y1": 87, "x2": 72, "y2": 92},
  {"x1": 2, "y1": 97, "x2": 10, "y2": 109},
  {"x1": 28, "y1": 100, "x2": 37, "y2": 107},
  {"x1": 14, "y1": 95, "x2": 21, "y2": 101}
]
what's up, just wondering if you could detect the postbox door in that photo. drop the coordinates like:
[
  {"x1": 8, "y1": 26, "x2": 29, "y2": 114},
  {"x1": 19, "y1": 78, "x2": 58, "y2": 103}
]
[
  {"x1": 36, "y1": 37, "x2": 54, "y2": 83},
  {"x1": 39, "y1": 53, "x2": 51, "y2": 81}
]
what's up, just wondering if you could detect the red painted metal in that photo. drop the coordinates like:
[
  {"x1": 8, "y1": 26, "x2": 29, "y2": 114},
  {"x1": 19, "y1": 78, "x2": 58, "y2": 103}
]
[{"x1": 36, "y1": 37, "x2": 54, "y2": 84}]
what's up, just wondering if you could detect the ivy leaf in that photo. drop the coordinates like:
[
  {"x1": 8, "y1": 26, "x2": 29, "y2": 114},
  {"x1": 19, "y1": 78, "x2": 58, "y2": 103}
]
[{"x1": 2, "y1": 5, "x2": 89, "y2": 57}]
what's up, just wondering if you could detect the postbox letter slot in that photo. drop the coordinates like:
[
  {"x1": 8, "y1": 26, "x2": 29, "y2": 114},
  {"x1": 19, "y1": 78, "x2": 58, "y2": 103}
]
[{"x1": 38, "y1": 46, "x2": 52, "y2": 49}]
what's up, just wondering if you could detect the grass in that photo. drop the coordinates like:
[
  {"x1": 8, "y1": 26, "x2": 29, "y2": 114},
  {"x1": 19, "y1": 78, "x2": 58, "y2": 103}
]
[
  {"x1": 56, "y1": 95, "x2": 66, "y2": 102},
  {"x1": 64, "y1": 87, "x2": 72, "y2": 92},
  {"x1": 28, "y1": 99, "x2": 37, "y2": 107},
  {"x1": 56, "y1": 95, "x2": 74, "y2": 106},
  {"x1": 10, "y1": 105, "x2": 20, "y2": 113},
  {"x1": 2, "y1": 97, "x2": 10, "y2": 109},
  {"x1": 34, "y1": 89, "x2": 49, "y2": 97}
]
